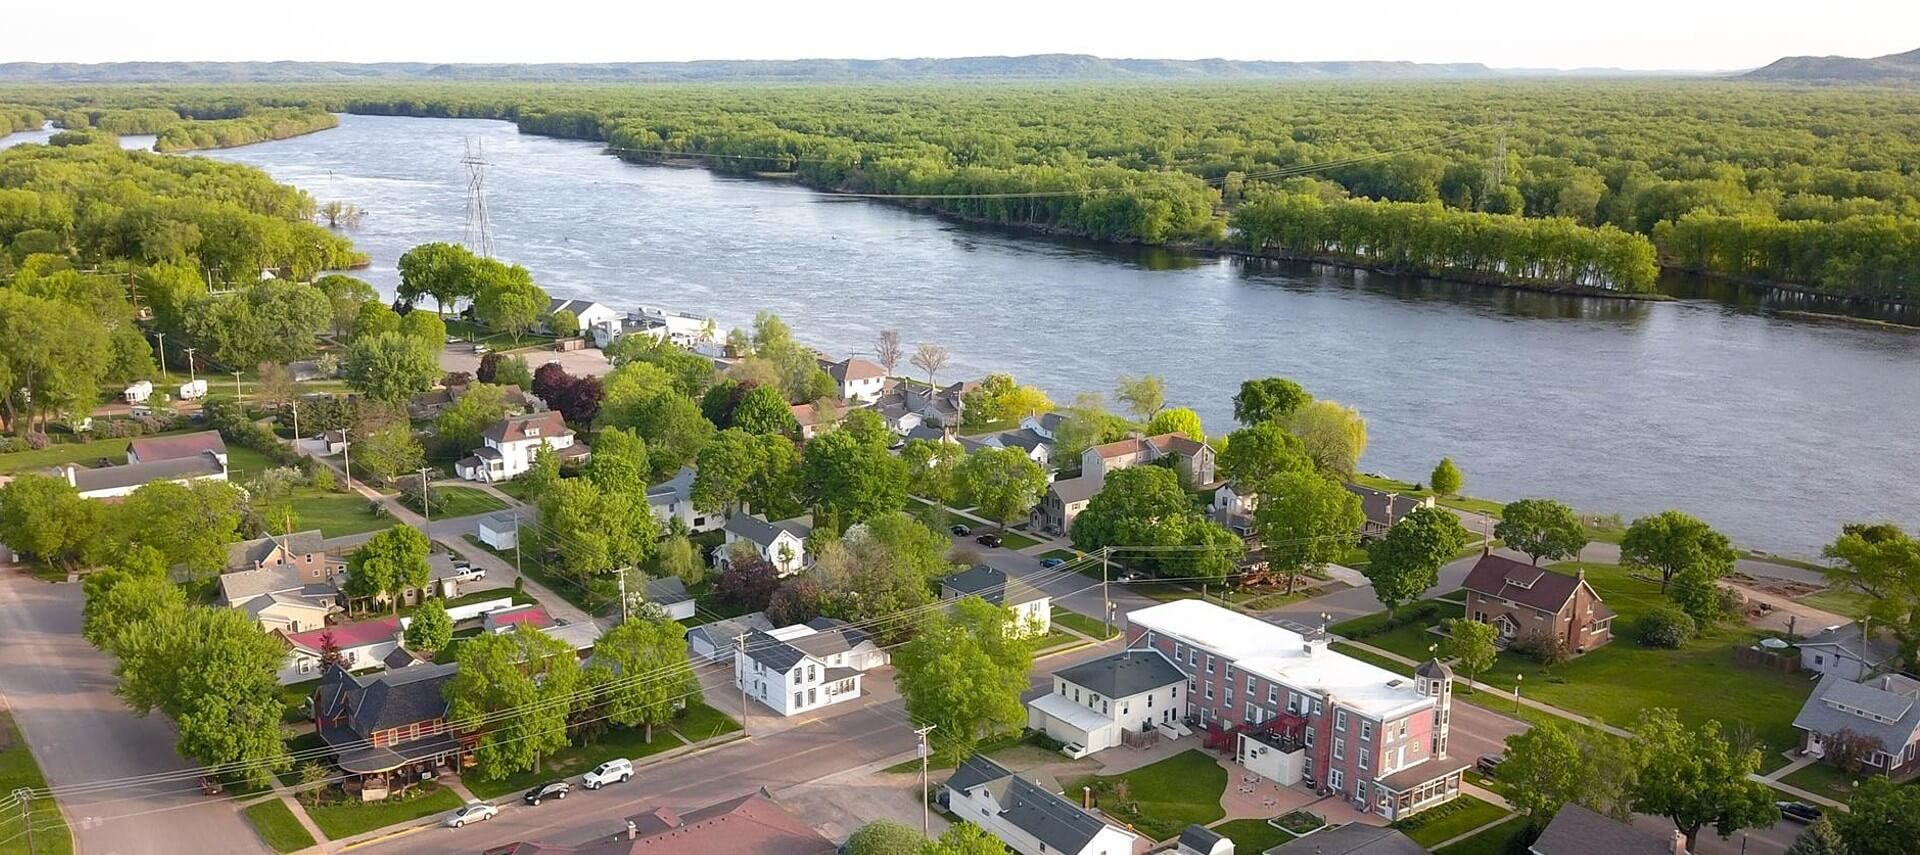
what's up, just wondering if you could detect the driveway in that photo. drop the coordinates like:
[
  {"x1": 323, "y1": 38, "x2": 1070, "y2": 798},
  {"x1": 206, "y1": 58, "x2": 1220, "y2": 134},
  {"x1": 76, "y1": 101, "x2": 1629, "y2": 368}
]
[{"x1": 0, "y1": 573, "x2": 264, "y2": 855}]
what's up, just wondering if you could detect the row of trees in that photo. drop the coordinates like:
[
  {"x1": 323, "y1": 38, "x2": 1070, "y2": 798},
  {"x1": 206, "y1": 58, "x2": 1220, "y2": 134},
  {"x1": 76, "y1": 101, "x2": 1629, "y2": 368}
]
[
  {"x1": 0, "y1": 474, "x2": 251, "y2": 573},
  {"x1": 152, "y1": 108, "x2": 339, "y2": 153},
  {"x1": 1656, "y1": 211, "x2": 1920, "y2": 301}
]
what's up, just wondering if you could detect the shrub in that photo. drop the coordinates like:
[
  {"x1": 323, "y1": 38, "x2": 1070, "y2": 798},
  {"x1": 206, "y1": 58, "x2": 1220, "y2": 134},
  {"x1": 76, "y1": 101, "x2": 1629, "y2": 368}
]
[
  {"x1": 1638, "y1": 605, "x2": 1697, "y2": 648},
  {"x1": 1341, "y1": 601, "x2": 1443, "y2": 639},
  {"x1": 1029, "y1": 731, "x2": 1064, "y2": 752},
  {"x1": 23, "y1": 432, "x2": 50, "y2": 450},
  {"x1": 1508, "y1": 629, "x2": 1570, "y2": 666}
]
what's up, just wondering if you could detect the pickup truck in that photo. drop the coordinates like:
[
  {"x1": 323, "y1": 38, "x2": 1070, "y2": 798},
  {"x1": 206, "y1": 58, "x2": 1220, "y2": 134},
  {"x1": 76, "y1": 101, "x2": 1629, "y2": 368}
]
[{"x1": 451, "y1": 565, "x2": 487, "y2": 582}]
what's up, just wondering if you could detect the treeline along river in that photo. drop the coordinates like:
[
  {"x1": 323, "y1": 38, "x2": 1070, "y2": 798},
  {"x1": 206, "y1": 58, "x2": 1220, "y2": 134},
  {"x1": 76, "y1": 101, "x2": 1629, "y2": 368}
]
[{"x1": 198, "y1": 114, "x2": 1920, "y2": 557}]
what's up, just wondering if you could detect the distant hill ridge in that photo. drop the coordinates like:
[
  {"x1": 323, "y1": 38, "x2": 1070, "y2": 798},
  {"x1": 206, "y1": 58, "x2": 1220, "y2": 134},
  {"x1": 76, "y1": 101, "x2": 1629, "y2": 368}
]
[
  {"x1": 1742, "y1": 47, "x2": 1920, "y2": 82},
  {"x1": 0, "y1": 55, "x2": 1517, "y2": 83}
]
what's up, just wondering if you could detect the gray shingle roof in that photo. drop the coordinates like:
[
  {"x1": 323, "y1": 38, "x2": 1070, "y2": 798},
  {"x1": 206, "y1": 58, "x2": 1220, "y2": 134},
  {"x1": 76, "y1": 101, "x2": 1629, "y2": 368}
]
[
  {"x1": 1793, "y1": 672, "x2": 1920, "y2": 752},
  {"x1": 1178, "y1": 824, "x2": 1225, "y2": 854},
  {"x1": 685, "y1": 612, "x2": 774, "y2": 651},
  {"x1": 1055, "y1": 649, "x2": 1186, "y2": 699},
  {"x1": 1530, "y1": 803, "x2": 1674, "y2": 855},
  {"x1": 646, "y1": 466, "x2": 696, "y2": 503},
  {"x1": 725, "y1": 513, "x2": 812, "y2": 546},
  {"x1": 941, "y1": 564, "x2": 1046, "y2": 607},
  {"x1": 1049, "y1": 474, "x2": 1100, "y2": 505},
  {"x1": 641, "y1": 576, "x2": 692, "y2": 605},
  {"x1": 225, "y1": 530, "x2": 326, "y2": 571},
  {"x1": 996, "y1": 428, "x2": 1049, "y2": 454},
  {"x1": 802, "y1": 617, "x2": 870, "y2": 649},
  {"x1": 742, "y1": 629, "x2": 808, "y2": 673},
  {"x1": 128, "y1": 431, "x2": 227, "y2": 462},
  {"x1": 1800, "y1": 622, "x2": 1899, "y2": 668},
  {"x1": 65, "y1": 452, "x2": 225, "y2": 493},
  {"x1": 998, "y1": 775, "x2": 1110, "y2": 855},
  {"x1": 946, "y1": 754, "x2": 1013, "y2": 795},
  {"x1": 220, "y1": 564, "x2": 309, "y2": 605}
]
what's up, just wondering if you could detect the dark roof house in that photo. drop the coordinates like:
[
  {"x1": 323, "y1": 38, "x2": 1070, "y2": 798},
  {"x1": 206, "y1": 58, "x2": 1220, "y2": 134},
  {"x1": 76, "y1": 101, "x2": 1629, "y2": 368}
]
[
  {"x1": 941, "y1": 564, "x2": 1047, "y2": 607},
  {"x1": 127, "y1": 430, "x2": 227, "y2": 463},
  {"x1": 1266, "y1": 824, "x2": 1428, "y2": 854},
  {"x1": 1529, "y1": 803, "x2": 1682, "y2": 855},
  {"x1": 1055, "y1": 649, "x2": 1186, "y2": 699},
  {"x1": 1461, "y1": 554, "x2": 1615, "y2": 653}
]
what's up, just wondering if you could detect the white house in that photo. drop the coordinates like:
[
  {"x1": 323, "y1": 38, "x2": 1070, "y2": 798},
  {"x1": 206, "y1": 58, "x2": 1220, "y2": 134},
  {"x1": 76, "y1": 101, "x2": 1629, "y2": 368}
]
[
  {"x1": 478, "y1": 513, "x2": 519, "y2": 551},
  {"x1": 1798, "y1": 623, "x2": 1900, "y2": 682},
  {"x1": 589, "y1": 306, "x2": 712, "y2": 349},
  {"x1": 718, "y1": 514, "x2": 813, "y2": 575},
  {"x1": 544, "y1": 298, "x2": 620, "y2": 335},
  {"x1": 646, "y1": 467, "x2": 725, "y2": 534},
  {"x1": 686, "y1": 612, "x2": 775, "y2": 663},
  {"x1": 822, "y1": 357, "x2": 888, "y2": 404},
  {"x1": 636, "y1": 576, "x2": 696, "y2": 621},
  {"x1": 1020, "y1": 413, "x2": 1065, "y2": 441},
  {"x1": 128, "y1": 431, "x2": 229, "y2": 467},
  {"x1": 58, "y1": 450, "x2": 229, "y2": 500},
  {"x1": 275, "y1": 616, "x2": 402, "y2": 684},
  {"x1": 1027, "y1": 649, "x2": 1188, "y2": 754},
  {"x1": 454, "y1": 411, "x2": 587, "y2": 483},
  {"x1": 733, "y1": 617, "x2": 889, "y2": 716},
  {"x1": 939, "y1": 565, "x2": 1051, "y2": 638},
  {"x1": 944, "y1": 755, "x2": 1139, "y2": 855}
]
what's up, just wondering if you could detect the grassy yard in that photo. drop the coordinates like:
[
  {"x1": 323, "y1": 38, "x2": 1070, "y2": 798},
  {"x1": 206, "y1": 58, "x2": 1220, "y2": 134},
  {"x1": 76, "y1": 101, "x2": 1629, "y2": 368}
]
[
  {"x1": 1468, "y1": 562, "x2": 1814, "y2": 754},
  {"x1": 1436, "y1": 816, "x2": 1533, "y2": 854},
  {"x1": 420, "y1": 486, "x2": 509, "y2": 519},
  {"x1": 1331, "y1": 599, "x2": 1464, "y2": 662},
  {"x1": 492, "y1": 477, "x2": 540, "y2": 503},
  {"x1": 0, "y1": 712, "x2": 71, "y2": 855},
  {"x1": 285, "y1": 491, "x2": 389, "y2": 538},
  {"x1": 1214, "y1": 818, "x2": 1296, "y2": 852},
  {"x1": 671, "y1": 700, "x2": 744, "y2": 743},
  {"x1": 461, "y1": 533, "x2": 607, "y2": 614},
  {"x1": 243, "y1": 799, "x2": 317, "y2": 853},
  {"x1": 223, "y1": 444, "x2": 284, "y2": 479},
  {"x1": 1068, "y1": 749, "x2": 1227, "y2": 842},
  {"x1": 1032, "y1": 628, "x2": 1082, "y2": 652},
  {"x1": 1781, "y1": 760, "x2": 1860, "y2": 798},
  {"x1": 1796, "y1": 586, "x2": 1869, "y2": 617},
  {"x1": 1050, "y1": 606, "x2": 1118, "y2": 640},
  {"x1": 887, "y1": 731, "x2": 1035, "y2": 775},
  {"x1": 992, "y1": 531, "x2": 1041, "y2": 550},
  {"x1": 465, "y1": 724, "x2": 689, "y2": 800},
  {"x1": 1392, "y1": 795, "x2": 1514, "y2": 848},
  {"x1": 305, "y1": 783, "x2": 466, "y2": 840},
  {"x1": 1354, "y1": 474, "x2": 1506, "y2": 519},
  {"x1": 0, "y1": 429, "x2": 196, "y2": 473}
]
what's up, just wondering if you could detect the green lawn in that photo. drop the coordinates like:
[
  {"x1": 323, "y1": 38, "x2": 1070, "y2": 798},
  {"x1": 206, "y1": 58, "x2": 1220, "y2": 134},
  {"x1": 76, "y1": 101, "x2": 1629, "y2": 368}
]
[
  {"x1": 1796, "y1": 586, "x2": 1869, "y2": 618},
  {"x1": 1467, "y1": 562, "x2": 1814, "y2": 754},
  {"x1": 991, "y1": 531, "x2": 1040, "y2": 550},
  {"x1": 492, "y1": 478, "x2": 539, "y2": 503},
  {"x1": 0, "y1": 712, "x2": 72, "y2": 855},
  {"x1": 1331, "y1": 599, "x2": 1463, "y2": 662},
  {"x1": 1068, "y1": 749, "x2": 1226, "y2": 841},
  {"x1": 0, "y1": 429, "x2": 196, "y2": 473},
  {"x1": 244, "y1": 799, "x2": 317, "y2": 853},
  {"x1": 465, "y1": 724, "x2": 689, "y2": 800},
  {"x1": 1214, "y1": 818, "x2": 1295, "y2": 852},
  {"x1": 1050, "y1": 606, "x2": 1118, "y2": 640},
  {"x1": 223, "y1": 444, "x2": 284, "y2": 479},
  {"x1": 1781, "y1": 760, "x2": 1860, "y2": 798},
  {"x1": 305, "y1": 784, "x2": 466, "y2": 840},
  {"x1": 888, "y1": 731, "x2": 1035, "y2": 775},
  {"x1": 1436, "y1": 816, "x2": 1534, "y2": 854},
  {"x1": 286, "y1": 491, "x2": 389, "y2": 538},
  {"x1": 671, "y1": 700, "x2": 744, "y2": 743},
  {"x1": 1354, "y1": 474, "x2": 1506, "y2": 519},
  {"x1": 1032, "y1": 628, "x2": 1082, "y2": 652},
  {"x1": 432, "y1": 629, "x2": 485, "y2": 664},
  {"x1": 1392, "y1": 795, "x2": 1514, "y2": 848},
  {"x1": 460, "y1": 533, "x2": 607, "y2": 614},
  {"x1": 420, "y1": 486, "x2": 509, "y2": 519}
]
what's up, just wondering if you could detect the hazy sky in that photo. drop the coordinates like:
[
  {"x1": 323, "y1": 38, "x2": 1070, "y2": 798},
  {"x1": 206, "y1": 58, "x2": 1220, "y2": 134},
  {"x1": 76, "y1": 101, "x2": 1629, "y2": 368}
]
[{"x1": 10, "y1": 0, "x2": 1918, "y2": 71}]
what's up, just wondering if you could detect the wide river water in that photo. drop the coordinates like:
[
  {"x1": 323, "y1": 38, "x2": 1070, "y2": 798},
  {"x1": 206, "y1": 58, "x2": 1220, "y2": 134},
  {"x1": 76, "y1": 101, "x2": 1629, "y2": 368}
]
[{"x1": 186, "y1": 114, "x2": 1917, "y2": 557}]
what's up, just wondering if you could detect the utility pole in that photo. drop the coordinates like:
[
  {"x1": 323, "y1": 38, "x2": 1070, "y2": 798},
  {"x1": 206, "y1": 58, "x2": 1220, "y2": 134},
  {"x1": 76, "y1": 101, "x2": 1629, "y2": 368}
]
[
  {"x1": 154, "y1": 331, "x2": 167, "y2": 381},
  {"x1": 915, "y1": 725, "x2": 938, "y2": 838},
  {"x1": 341, "y1": 437, "x2": 353, "y2": 491},
  {"x1": 418, "y1": 467, "x2": 433, "y2": 540},
  {"x1": 232, "y1": 370, "x2": 244, "y2": 405},
  {"x1": 617, "y1": 568, "x2": 630, "y2": 623},
  {"x1": 513, "y1": 513, "x2": 522, "y2": 576},
  {"x1": 735, "y1": 633, "x2": 751, "y2": 738},
  {"x1": 14, "y1": 788, "x2": 33, "y2": 855},
  {"x1": 183, "y1": 347, "x2": 197, "y2": 383},
  {"x1": 290, "y1": 399, "x2": 300, "y2": 442},
  {"x1": 1101, "y1": 548, "x2": 1111, "y2": 637}
]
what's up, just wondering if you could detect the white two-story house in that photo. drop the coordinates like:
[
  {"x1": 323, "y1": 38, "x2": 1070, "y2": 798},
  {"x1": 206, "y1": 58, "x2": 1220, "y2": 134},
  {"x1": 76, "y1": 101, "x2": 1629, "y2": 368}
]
[
  {"x1": 1027, "y1": 648, "x2": 1189, "y2": 754},
  {"x1": 939, "y1": 565, "x2": 1051, "y2": 638},
  {"x1": 823, "y1": 356, "x2": 888, "y2": 404},
  {"x1": 455, "y1": 411, "x2": 587, "y2": 482},
  {"x1": 734, "y1": 618, "x2": 889, "y2": 716},
  {"x1": 645, "y1": 467, "x2": 725, "y2": 534},
  {"x1": 717, "y1": 513, "x2": 813, "y2": 575},
  {"x1": 944, "y1": 755, "x2": 1139, "y2": 855}
]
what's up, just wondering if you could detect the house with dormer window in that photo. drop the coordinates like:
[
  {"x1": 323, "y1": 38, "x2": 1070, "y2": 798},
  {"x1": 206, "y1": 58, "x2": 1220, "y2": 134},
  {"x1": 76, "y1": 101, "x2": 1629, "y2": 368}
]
[
  {"x1": 455, "y1": 411, "x2": 588, "y2": 482},
  {"x1": 1793, "y1": 672, "x2": 1920, "y2": 780},
  {"x1": 1460, "y1": 554, "x2": 1613, "y2": 653}
]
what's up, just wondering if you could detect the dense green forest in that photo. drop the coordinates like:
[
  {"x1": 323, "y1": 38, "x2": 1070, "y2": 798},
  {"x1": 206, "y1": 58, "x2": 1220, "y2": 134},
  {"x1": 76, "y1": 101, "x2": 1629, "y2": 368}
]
[
  {"x1": 3, "y1": 82, "x2": 1918, "y2": 299},
  {"x1": 0, "y1": 99, "x2": 337, "y2": 151}
]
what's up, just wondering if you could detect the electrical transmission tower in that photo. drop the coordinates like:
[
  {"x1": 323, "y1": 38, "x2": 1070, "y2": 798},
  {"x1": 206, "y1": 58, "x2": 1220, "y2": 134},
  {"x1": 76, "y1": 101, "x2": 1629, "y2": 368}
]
[
  {"x1": 462, "y1": 138, "x2": 495, "y2": 258},
  {"x1": 1480, "y1": 128, "x2": 1508, "y2": 211}
]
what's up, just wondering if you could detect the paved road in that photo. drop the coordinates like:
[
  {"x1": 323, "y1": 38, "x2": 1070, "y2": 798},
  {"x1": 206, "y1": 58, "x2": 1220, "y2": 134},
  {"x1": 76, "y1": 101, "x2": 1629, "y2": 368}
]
[
  {"x1": 346, "y1": 641, "x2": 1125, "y2": 855},
  {"x1": 0, "y1": 573, "x2": 264, "y2": 855}
]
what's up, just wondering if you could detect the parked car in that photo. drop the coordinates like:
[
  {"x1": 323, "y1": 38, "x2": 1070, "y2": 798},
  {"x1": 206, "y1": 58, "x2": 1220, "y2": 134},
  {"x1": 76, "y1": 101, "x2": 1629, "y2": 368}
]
[
  {"x1": 1039, "y1": 557, "x2": 1066, "y2": 569},
  {"x1": 473, "y1": 343, "x2": 491, "y2": 355},
  {"x1": 1115, "y1": 570, "x2": 1145, "y2": 583},
  {"x1": 523, "y1": 780, "x2": 571, "y2": 805},
  {"x1": 976, "y1": 533, "x2": 1003, "y2": 548},
  {"x1": 1061, "y1": 742, "x2": 1091, "y2": 759},
  {"x1": 1475, "y1": 754, "x2": 1504, "y2": 777},
  {"x1": 451, "y1": 565, "x2": 487, "y2": 582},
  {"x1": 1775, "y1": 801, "x2": 1821, "y2": 824},
  {"x1": 950, "y1": 524, "x2": 971, "y2": 536},
  {"x1": 581, "y1": 758, "x2": 633, "y2": 790},
  {"x1": 444, "y1": 801, "x2": 497, "y2": 828}
]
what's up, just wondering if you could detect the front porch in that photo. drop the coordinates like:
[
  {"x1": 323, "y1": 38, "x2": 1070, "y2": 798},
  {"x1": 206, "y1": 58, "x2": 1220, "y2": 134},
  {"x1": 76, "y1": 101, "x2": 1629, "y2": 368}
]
[{"x1": 1372, "y1": 759, "x2": 1471, "y2": 821}]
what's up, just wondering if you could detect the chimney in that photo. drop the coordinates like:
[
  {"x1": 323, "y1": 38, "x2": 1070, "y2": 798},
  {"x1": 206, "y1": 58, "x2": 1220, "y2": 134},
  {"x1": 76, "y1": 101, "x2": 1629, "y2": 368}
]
[
  {"x1": 625, "y1": 820, "x2": 637, "y2": 840},
  {"x1": 1670, "y1": 829, "x2": 1688, "y2": 855}
]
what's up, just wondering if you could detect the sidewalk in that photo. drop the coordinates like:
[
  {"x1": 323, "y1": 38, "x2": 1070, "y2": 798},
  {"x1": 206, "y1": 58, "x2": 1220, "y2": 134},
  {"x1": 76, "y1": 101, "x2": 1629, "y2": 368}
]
[{"x1": 1339, "y1": 639, "x2": 1633, "y2": 739}]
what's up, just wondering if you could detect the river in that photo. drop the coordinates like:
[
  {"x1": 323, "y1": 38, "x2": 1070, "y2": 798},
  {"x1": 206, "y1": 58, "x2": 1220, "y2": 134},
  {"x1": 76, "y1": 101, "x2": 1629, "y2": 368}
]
[
  {"x1": 0, "y1": 122, "x2": 156, "y2": 151},
  {"x1": 186, "y1": 113, "x2": 1917, "y2": 557}
]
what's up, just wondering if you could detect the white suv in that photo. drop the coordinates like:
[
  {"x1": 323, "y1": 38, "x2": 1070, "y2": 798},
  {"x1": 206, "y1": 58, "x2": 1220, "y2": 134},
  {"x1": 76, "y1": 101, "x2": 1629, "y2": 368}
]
[{"x1": 581, "y1": 758, "x2": 633, "y2": 790}]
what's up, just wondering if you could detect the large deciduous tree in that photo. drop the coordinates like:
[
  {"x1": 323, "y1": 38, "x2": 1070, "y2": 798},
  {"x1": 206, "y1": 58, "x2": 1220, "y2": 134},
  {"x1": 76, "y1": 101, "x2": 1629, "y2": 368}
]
[
  {"x1": 1218, "y1": 423, "x2": 1315, "y2": 487},
  {"x1": 1430, "y1": 457, "x2": 1463, "y2": 496},
  {"x1": 396, "y1": 242, "x2": 476, "y2": 315},
  {"x1": 1114, "y1": 374, "x2": 1166, "y2": 421},
  {"x1": 1621, "y1": 509, "x2": 1735, "y2": 592},
  {"x1": 1252, "y1": 471, "x2": 1363, "y2": 594},
  {"x1": 901, "y1": 438, "x2": 963, "y2": 506},
  {"x1": 110, "y1": 479, "x2": 248, "y2": 579},
  {"x1": 1288, "y1": 399, "x2": 1368, "y2": 477},
  {"x1": 954, "y1": 446, "x2": 1048, "y2": 531},
  {"x1": 1146, "y1": 407, "x2": 1203, "y2": 441},
  {"x1": 81, "y1": 547, "x2": 185, "y2": 649},
  {"x1": 345, "y1": 330, "x2": 439, "y2": 403},
  {"x1": 435, "y1": 382, "x2": 509, "y2": 451},
  {"x1": 1365, "y1": 505, "x2": 1468, "y2": 616},
  {"x1": 344, "y1": 524, "x2": 432, "y2": 613},
  {"x1": 111, "y1": 604, "x2": 290, "y2": 786},
  {"x1": 1823, "y1": 522, "x2": 1920, "y2": 671},
  {"x1": 1495, "y1": 498, "x2": 1590, "y2": 565},
  {"x1": 1233, "y1": 377, "x2": 1312, "y2": 426},
  {"x1": 586, "y1": 615, "x2": 700, "y2": 743},
  {"x1": 1836, "y1": 777, "x2": 1920, "y2": 855},
  {"x1": 448, "y1": 625, "x2": 584, "y2": 779},
  {"x1": 1443, "y1": 618, "x2": 1500, "y2": 688},
  {"x1": 0, "y1": 472, "x2": 107, "y2": 569},
  {"x1": 732, "y1": 384, "x2": 799, "y2": 436},
  {"x1": 404, "y1": 598, "x2": 454, "y2": 656},
  {"x1": 910, "y1": 343, "x2": 950, "y2": 389},
  {"x1": 1628, "y1": 708, "x2": 1778, "y2": 851},
  {"x1": 894, "y1": 597, "x2": 1033, "y2": 764},
  {"x1": 539, "y1": 478, "x2": 657, "y2": 583},
  {"x1": 802, "y1": 426, "x2": 908, "y2": 532}
]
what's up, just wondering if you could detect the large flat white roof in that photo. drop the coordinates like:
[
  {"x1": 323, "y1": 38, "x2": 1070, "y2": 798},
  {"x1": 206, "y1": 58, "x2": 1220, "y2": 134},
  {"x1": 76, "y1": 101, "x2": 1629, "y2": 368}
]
[{"x1": 1127, "y1": 599, "x2": 1431, "y2": 721}]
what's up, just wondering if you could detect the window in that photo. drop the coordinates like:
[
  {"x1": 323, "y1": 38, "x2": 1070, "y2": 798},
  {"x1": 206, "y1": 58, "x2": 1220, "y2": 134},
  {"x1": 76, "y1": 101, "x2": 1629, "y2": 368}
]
[
  {"x1": 1102, "y1": 700, "x2": 1110, "y2": 714},
  {"x1": 1359, "y1": 751, "x2": 1370, "y2": 770},
  {"x1": 1329, "y1": 769, "x2": 1345, "y2": 790},
  {"x1": 1175, "y1": 642, "x2": 1185, "y2": 660},
  {"x1": 1206, "y1": 683, "x2": 1215, "y2": 701},
  {"x1": 1246, "y1": 703, "x2": 1257, "y2": 722},
  {"x1": 1207, "y1": 655, "x2": 1216, "y2": 674},
  {"x1": 1361, "y1": 722, "x2": 1373, "y2": 741},
  {"x1": 1268, "y1": 685, "x2": 1278, "y2": 704},
  {"x1": 1304, "y1": 727, "x2": 1314, "y2": 747},
  {"x1": 793, "y1": 691, "x2": 803, "y2": 707},
  {"x1": 299, "y1": 659, "x2": 313, "y2": 675},
  {"x1": 1247, "y1": 675, "x2": 1257, "y2": 693},
  {"x1": 1224, "y1": 663, "x2": 1234, "y2": 681},
  {"x1": 1147, "y1": 630, "x2": 1157, "y2": 646},
  {"x1": 1225, "y1": 687, "x2": 1233, "y2": 706},
  {"x1": 1121, "y1": 703, "x2": 1129, "y2": 716},
  {"x1": 1074, "y1": 688, "x2": 1081, "y2": 701},
  {"x1": 1189, "y1": 648, "x2": 1197, "y2": 667},
  {"x1": 1399, "y1": 721, "x2": 1408, "y2": 739},
  {"x1": 1334, "y1": 738, "x2": 1345, "y2": 760},
  {"x1": 1357, "y1": 781, "x2": 1368, "y2": 803},
  {"x1": 1303, "y1": 756, "x2": 1313, "y2": 775},
  {"x1": 808, "y1": 665, "x2": 817, "y2": 682},
  {"x1": 1313, "y1": 699, "x2": 1324, "y2": 715},
  {"x1": 1336, "y1": 710, "x2": 1348, "y2": 731},
  {"x1": 1147, "y1": 694, "x2": 1154, "y2": 708},
  {"x1": 808, "y1": 688, "x2": 817, "y2": 705},
  {"x1": 1172, "y1": 684, "x2": 1179, "y2": 699}
]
